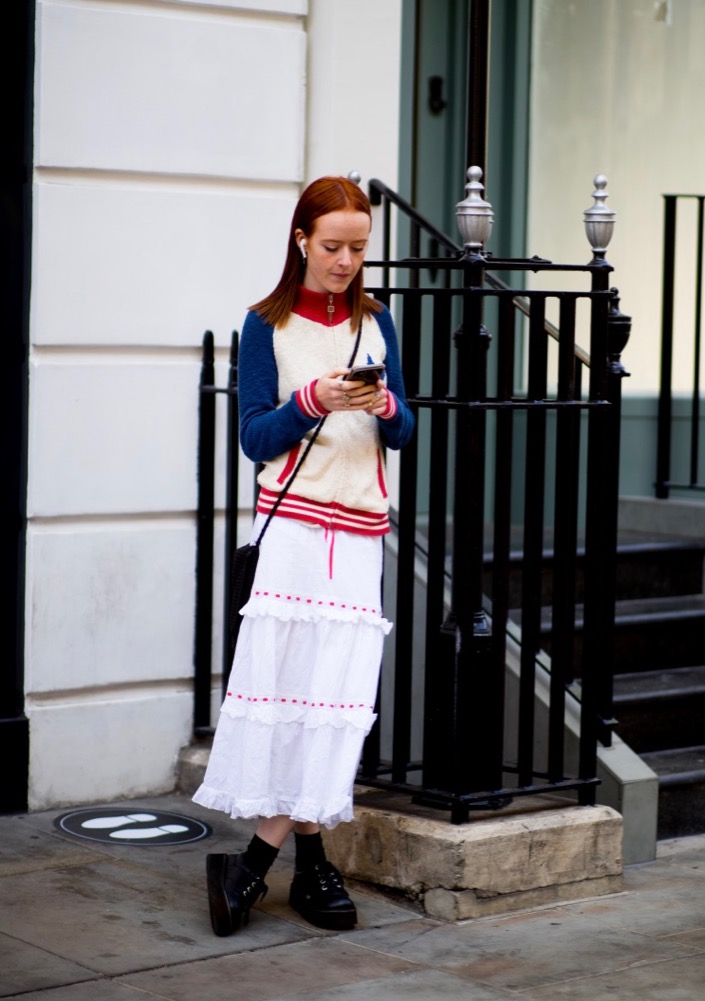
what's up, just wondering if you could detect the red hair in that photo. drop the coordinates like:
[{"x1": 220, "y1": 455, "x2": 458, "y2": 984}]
[{"x1": 250, "y1": 175, "x2": 382, "y2": 331}]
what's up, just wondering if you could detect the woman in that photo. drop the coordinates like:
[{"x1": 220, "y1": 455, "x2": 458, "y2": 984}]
[{"x1": 193, "y1": 175, "x2": 415, "y2": 936}]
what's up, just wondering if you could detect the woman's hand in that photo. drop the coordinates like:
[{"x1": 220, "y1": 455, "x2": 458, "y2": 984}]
[{"x1": 315, "y1": 369, "x2": 388, "y2": 415}]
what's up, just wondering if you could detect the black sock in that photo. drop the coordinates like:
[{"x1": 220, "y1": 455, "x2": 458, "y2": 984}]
[
  {"x1": 294, "y1": 831, "x2": 326, "y2": 872},
  {"x1": 242, "y1": 834, "x2": 279, "y2": 878}
]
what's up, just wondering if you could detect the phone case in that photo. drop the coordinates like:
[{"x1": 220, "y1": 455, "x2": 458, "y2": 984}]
[{"x1": 348, "y1": 364, "x2": 385, "y2": 384}]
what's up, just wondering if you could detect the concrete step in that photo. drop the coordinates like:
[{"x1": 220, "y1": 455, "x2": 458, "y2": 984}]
[
  {"x1": 527, "y1": 594, "x2": 705, "y2": 676},
  {"x1": 613, "y1": 665, "x2": 705, "y2": 752},
  {"x1": 640, "y1": 745, "x2": 705, "y2": 839},
  {"x1": 483, "y1": 538, "x2": 705, "y2": 608}
]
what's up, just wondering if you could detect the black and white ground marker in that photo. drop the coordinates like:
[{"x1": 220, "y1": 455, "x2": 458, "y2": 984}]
[{"x1": 54, "y1": 808, "x2": 211, "y2": 846}]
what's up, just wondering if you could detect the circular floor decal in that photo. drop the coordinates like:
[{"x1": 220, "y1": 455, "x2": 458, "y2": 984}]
[{"x1": 54, "y1": 807, "x2": 211, "y2": 846}]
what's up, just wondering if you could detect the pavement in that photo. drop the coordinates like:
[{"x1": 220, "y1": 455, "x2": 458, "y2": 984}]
[{"x1": 2, "y1": 792, "x2": 705, "y2": 1000}]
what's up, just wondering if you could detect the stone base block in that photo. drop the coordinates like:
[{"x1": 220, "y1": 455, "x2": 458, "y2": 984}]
[{"x1": 325, "y1": 789, "x2": 623, "y2": 921}]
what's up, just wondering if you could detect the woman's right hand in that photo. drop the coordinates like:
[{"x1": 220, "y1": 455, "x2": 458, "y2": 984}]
[{"x1": 315, "y1": 368, "x2": 378, "y2": 412}]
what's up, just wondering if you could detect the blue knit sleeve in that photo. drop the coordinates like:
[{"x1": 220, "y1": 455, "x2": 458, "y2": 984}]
[
  {"x1": 375, "y1": 305, "x2": 416, "y2": 451},
  {"x1": 238, "y1": 311, "x2": 320, "y2": 463}
]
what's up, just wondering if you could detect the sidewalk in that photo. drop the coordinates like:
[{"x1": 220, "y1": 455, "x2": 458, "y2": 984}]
[{"x1": 2, "y1": 792, "x2": 704, "y2": 1000}]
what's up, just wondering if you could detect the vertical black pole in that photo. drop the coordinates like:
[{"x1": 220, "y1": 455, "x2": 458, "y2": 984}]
[
  {"x1": 222, "y1": 332, "x2": 240, "y2": 695},
  {"x1": 0, "y1": 0, "x2": 34, "y2": 813},
  {"x1": 487, "y1": 294, "x2": 515, "y2": 782},
  {"x1": 421, "y1": 292, "x2": 454, "y2": 789},
  {"x1": 656, "y1": 196, "x2": 676, "y2": 498},
  {"x1": 466, "y1": 0, "x2": 490, "y2": 177},
  {"x1": 193, "y1": 332, "x2": 216, "y2": 734},
  {"x1": 579, "y1": 265, "x2": 612, "y2": 803},
  {"x1": 595, "y1": 290, "x2": 631, "y2": 747},
  {"x1": 549, "y1": 295, "x2": 580, "y2": 781},
  {"x1": 447, "y1": 256, "x2": 491, "y2": 819},
  {"x1": 517, "y1": 296, "x2": 548, "y2": 787},
  {"x1": 690, "y1": 198, "x2": 703, "y2": 486},
  {"x1": 391, "y1": 294, "x2": 421, "y2": 784}
]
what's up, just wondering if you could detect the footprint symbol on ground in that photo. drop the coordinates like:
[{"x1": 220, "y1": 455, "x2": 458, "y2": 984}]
[
  {"x1": 80, "y1": 813, "x2": 189, "y2": 840},
  {"x1": 81, "y1": 813, "x2": 157, "y2": 829},
  {"x1": 56, "y1": 808, "x2": 210, "y2": 845}
]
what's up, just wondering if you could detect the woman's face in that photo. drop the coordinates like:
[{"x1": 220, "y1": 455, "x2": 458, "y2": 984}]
[{"x1": 296, "y1": 210, "x2": 371, "y2": 295}]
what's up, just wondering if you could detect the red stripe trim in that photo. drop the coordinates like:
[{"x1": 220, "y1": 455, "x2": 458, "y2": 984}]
[
  {"x1": 257, "y1": 488, "x2": 389, "y2": 535},
  {"x1": 377, "y1": 451, "x2": 388, "y2": 498},
  {"x1": 259, "y1": 487, "x2": 387, "y2": 523},
  {"x1": 276, "y1": 443, "x2": 301, "y2": 484},
  {"x1": 379, "y1": 391, "x2": 397, "y2": 420},
  {"x1": 296, "y1": 380, "x2": 329, "y2": 418}
]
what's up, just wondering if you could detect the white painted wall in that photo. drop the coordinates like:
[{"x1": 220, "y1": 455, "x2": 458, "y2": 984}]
[
  {"x1": 305, "y1": 0, "x2": 402, "y2": 188},
  {"x1": 27, "y1": 0, "x2": 306, "y2": 809},
  {"x1": 26, "y1": 0, "x2": 403, "y2": 809}
]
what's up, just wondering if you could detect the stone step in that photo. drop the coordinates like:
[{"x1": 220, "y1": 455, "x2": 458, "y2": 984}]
[
  {"x1": 613, "y1": 665, "x2": 705, "y2": 752},
  {"x1": 527, "y1": 594, "x2": 705, "y2": 676},
  {"x1": 483, "y1": 538, "x2": 705, "y2": 607},
  {"x1": 640, "y1": 745, "x2": 705, "y2": 839}
]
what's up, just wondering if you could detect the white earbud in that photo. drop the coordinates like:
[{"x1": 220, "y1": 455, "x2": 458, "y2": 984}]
[{"x1": 300, "y1": 238, "x2": 307, "y2": 260}]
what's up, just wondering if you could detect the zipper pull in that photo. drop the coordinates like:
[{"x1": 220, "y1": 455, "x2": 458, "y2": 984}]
[{"x1": 327, "y1": 293, "x2": 335, "y2": 323}]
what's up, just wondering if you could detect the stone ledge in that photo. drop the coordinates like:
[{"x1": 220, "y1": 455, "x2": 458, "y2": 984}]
[{"x1": 325, "y1": 788, "x2": 623, "y2": 921}]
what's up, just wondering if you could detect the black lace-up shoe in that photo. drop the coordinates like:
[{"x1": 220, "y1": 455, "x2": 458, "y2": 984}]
[
  {"x1": 289, "y1": 861, "x2": 357, "y2": 930},
  {"x1": 206, "y1": 853, "x2": 268, "y2": 936}
]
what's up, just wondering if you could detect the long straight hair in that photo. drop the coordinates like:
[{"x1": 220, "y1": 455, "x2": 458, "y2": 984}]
[{"x1": 251, "y1": 176, "x2": 382, "y2": 331}]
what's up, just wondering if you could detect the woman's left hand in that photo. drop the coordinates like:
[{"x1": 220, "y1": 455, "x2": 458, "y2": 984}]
[{"x1": 339, "y1": 377, "x2": 388, "y2": 416}]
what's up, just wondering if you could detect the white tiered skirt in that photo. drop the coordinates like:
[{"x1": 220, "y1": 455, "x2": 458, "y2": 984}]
[{"x1": 193, "y1": 514, "x2": 391, "y2": 829}]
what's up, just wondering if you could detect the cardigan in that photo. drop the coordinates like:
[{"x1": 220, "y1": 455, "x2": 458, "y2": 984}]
[{"x1": 238, "y1": 292, "x2": 415, "y2": 536}]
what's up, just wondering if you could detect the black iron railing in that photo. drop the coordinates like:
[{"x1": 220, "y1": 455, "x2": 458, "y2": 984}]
[
  {"x1": 193, "y1": 333, "x2": 251, "y2": 735},
  {"x1": 193, "y1": 179, "x2": 629, "y2": 821},
  {"x1": 656, "y1": 193, "x2": 705, "y2": 498}
]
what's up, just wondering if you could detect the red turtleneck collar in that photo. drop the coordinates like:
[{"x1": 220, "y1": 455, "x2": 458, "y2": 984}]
[{"x1": 293, "y1": 286, "x2": 352, "y2": 325}]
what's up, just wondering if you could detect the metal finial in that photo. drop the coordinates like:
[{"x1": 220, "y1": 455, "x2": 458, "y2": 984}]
[
  {"x1": 347, "y1": 170, "x2": 362, "y2": 186},
  {"x1": 456, "y1": 166, "x2": 494, "y2": 251},
  {"x1": 584, "y1": 174, "x2": 616, "y2": 257}
]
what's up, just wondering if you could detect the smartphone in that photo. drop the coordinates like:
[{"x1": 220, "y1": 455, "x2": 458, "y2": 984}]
[{"x1": 347, "y1": 363, "x2": 385, "y2": 385}]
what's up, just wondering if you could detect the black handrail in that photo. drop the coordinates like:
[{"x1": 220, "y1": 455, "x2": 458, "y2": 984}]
[{"x1": 656, "y1": 193, "x2": 705, "y2": 497}]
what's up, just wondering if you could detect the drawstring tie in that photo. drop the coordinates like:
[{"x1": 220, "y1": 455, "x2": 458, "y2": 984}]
[{"x1": 324, "y1": 526, "x2": 337, "y2": 580}]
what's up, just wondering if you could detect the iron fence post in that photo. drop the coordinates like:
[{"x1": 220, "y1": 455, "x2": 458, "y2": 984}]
[
  {"x1": 222, "y1": 332, "x2": 240, "y2": 696},
  {"x1": 194, "y1": 331, "x2": 216, "y2": 734},
  {"x1": 579, "y1": 262, "x2": 613, "y2": 801},
  {"x1": 656, "y1": 195, "x2": 676, "y2": 498},
  {"x1": 447, "y1": 254, "x2": 495, "y2": 817}
]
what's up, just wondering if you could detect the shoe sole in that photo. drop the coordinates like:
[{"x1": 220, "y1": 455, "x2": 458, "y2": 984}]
[{"x1": 206, "y1": 853, "x2": 234, "y2": 937}]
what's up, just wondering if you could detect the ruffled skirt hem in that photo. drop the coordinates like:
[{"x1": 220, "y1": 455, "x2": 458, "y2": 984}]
[{"x1": 192, "y1": 785, "x2": 354, "y2": 830}]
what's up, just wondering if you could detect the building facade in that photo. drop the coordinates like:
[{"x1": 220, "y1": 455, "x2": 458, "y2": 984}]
[{"x1": 4, "y1": 0, "x2": 703, "y2": 812}]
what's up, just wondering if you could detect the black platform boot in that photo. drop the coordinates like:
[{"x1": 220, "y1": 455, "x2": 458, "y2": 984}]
[
  {"x1": 206, "y1": 853, "x2": 268, "y2": 936},
  {"x1": 289, "y1": 861, "x2": 357, "y2": 930}
]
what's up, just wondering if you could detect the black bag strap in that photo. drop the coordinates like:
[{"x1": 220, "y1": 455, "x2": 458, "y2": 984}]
[{"x1": 253, "y1": 317, "x2": 362, "y2": 547}]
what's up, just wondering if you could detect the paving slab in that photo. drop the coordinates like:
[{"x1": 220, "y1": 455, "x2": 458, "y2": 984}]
[
  {"x1": 341, "y1": 906, "x2": 702, "y2": 993},
  {"x1": 563, "y1": 869, "x2": 705, "y2": 938},
  {"x1": 0, "y1": 935, "x2": 96, "y2": 998},
  {"x1": 266, "y1": 966, "x2": 515, "y2": 1000},
  {"x1": 4, "y1": 980, "x2": 161, "y2": 1001},
  {"x1": 0, "y1": 816, "x2": 107, "y2": 876},
  {"x1": 528, "y1": 951, "x2": 705, "y2": 1000},
  {"x1": 118, "y1": 936, "x2": 420, "y2": 1001},
  {"x1": 0, "y1": 855, "x2": 309, "y2": 978}
]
